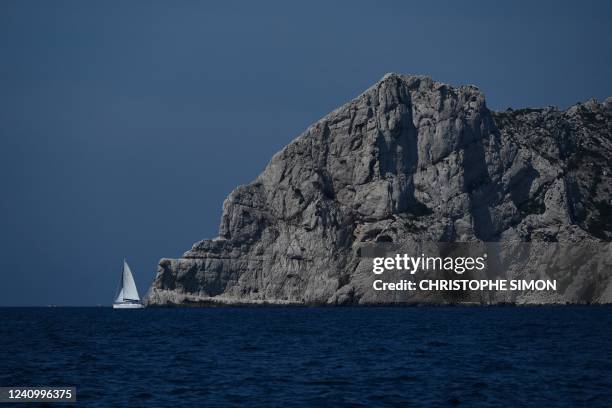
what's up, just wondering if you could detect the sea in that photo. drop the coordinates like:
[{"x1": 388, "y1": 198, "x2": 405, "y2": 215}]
[{"x1": 1, "y1": 307, "x2": 611, "y2": 407}]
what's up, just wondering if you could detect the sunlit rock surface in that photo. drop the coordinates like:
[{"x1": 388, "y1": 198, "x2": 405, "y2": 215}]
[{"x1": 147, "y1": 74, "x2": 612, "y2": 305}]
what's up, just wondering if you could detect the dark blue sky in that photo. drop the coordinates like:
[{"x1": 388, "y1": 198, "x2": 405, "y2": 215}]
[{"x1": 1, "y1": 0, "x2": 611, "y2": 306}]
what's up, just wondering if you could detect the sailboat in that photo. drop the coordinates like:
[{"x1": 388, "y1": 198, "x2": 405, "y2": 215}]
[{"x1": 113, "y1": 260, "x2": 144, "y2": 309}]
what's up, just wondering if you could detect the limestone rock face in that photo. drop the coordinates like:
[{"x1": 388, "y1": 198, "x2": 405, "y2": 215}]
[{"x1": 146, "y1": 74, "x2": 612, "y2": 305}]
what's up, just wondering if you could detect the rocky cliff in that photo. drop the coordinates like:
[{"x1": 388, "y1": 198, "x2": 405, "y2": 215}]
[{"x1": 146, "y1": 74, "x2": 612, "y2": 305}]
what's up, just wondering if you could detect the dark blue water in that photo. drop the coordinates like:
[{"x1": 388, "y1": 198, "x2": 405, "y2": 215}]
[{"x1": 1, "y1": 307, "x2": 611, "y2": 407}]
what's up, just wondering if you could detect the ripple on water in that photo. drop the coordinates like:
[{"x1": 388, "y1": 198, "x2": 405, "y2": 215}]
[{"x1": 0, "y1": 307, "x2": 611, "y2": 407}]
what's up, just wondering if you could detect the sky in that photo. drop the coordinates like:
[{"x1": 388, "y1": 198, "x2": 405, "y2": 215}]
[{"x1": 1, "y1": 0, "x2": 611, "y2": 306}]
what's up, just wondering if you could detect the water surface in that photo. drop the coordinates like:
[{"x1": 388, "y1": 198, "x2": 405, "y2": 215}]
[{"x1": 1, "y1": 307, "x2": 611, "y2": 407}]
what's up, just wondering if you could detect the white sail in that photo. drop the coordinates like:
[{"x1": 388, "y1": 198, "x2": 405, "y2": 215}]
[
  {"x1": 114, "y1": 288, "x2": 124, "y2": 303},
  {"x1": 121, "y1": 260, "x2": 140, "y2": 301}
]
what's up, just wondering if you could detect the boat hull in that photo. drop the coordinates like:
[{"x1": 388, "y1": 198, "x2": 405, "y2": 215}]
[{"x1": 113, "y1": 302, "x2": 144, "y2": 309}]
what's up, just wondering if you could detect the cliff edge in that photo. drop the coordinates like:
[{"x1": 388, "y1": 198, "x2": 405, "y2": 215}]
[{"x1": 146, "y1": 74, "x2": 612, "y2": 305}]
